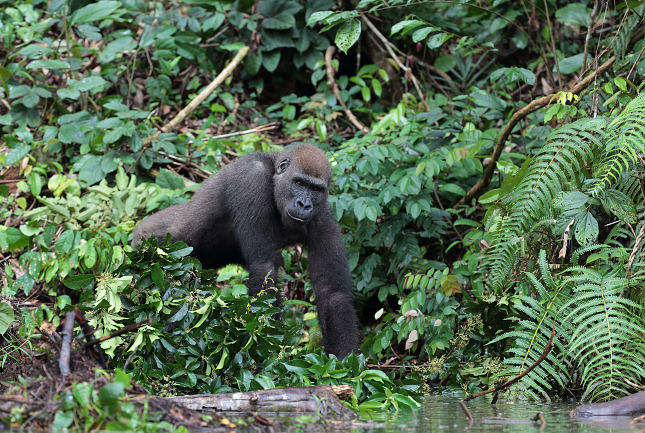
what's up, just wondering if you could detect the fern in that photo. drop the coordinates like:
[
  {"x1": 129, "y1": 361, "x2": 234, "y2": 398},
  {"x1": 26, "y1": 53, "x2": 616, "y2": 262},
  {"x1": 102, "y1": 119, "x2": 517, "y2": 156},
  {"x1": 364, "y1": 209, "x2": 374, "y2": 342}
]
[
  {"x1": 483, "y1": 90, "x2": 645, "y2": 401},
  {"x1": 564, "y1": 268, "x2": 645, "y2": 402},
  {"x1": 484, "y1": 93, "x2": 645, "y2": 293},
  {"x1": 483, "y1": 117, "x2": 606, "y2": 292},
  {"x1": 490, "y1": 252, "x2": 572, "y2": 401}
]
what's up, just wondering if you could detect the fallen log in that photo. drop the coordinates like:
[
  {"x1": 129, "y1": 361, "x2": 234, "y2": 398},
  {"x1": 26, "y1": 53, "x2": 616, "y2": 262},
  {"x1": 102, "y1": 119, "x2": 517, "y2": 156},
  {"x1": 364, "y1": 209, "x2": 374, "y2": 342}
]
[
  {"x1": 571, "y1": 391, "x2": 645, "y2": 417},
  {"x1": 167, "y1": 385, "x2": 354, "y2": 415}
]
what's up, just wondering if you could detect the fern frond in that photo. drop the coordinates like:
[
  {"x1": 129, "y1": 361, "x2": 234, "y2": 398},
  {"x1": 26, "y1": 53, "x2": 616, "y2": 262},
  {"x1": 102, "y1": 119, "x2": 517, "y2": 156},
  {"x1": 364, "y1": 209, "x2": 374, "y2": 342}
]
[
  {"x1": 564, "y1": 271, "x2": 645, "y2": 402},
  {"x1": 483, "y1": 118, "x2": 607, "y2": 291},
  {"x1": 590, "y1": 93, "x2": 645, "y2": 195},
  {"x1": 490, "y1": 251, "x2": 572, "y2": 400}
]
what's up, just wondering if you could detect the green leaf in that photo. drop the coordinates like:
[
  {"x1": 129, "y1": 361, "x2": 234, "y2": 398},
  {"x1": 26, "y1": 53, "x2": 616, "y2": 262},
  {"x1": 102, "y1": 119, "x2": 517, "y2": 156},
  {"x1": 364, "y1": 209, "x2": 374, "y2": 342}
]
[
  {"x1": 490, "y1": 67, "x2": 535, "y2": 85},
  {"x1": 156, "y1": 169, "x2": 184, "y2": 190},
  {"x1": 335, "y1": 19, "x2": 361, "y2": 54},
  {"x1": 555, "y1": 3, "x2": 591, "y2": 27},
  {"x1": 78, "y1": 155, "x2": 104, "y2": 186},
  {"x1": 5, "y1": 145, "x2": 31, "y2": 166},
  {"x1": 57, "y1": 88, "x2": 81, "y2": 100},
  {"x1": 307, "y1": 11, "x2": 334, "y2": 27},
  {"x1": 168, "y1": 303, "x2": 189, "y2": 323},
  {"x1": 0, "y1": 302, "x2": 15, "y2": 335},
  {"x1": 262, "y1": 50, "x2": 281, "y2": 72},
  {"x1": 553, "y1": 191, "x2": 589, "y2": 210},
  {"x1": 55, "y1": 230, "x2": 76, "y2": 253},
  {"x1": 412, "y1": 26, "x2": 438, "y2": 43},
  {"x1": 426, "y1": 33, "x2": 450, "y2": 50},
  {"x1": 62, "y1": 274, "x2": 95, "y2": 291},
  {"x1": 53, "y1": 411, "x2": 74, "y2": 428},
  {"x1": 69, "y1": 76, "x2": 108, "y2": 92},
  {"x1": 98, "y1": 382, "x2": 124, "y2": 413},
  {"x1": 574, "y1": 210, "x2": 598, "y2": 246},
  {"x1": 557, "y1": 53, "x2": 584, "y2": 74},
  {"x1": 361, "y1": 86, "x2": 370, "y2": 102},
  {"x1": 26, "y1": 60, "x2": 71, "y2": 70},
  {"x1": 263, "y1": 12, "x2": 296, "y2": 30},
  {"x1": 70, "y1": 1, "x2": 121, "y2": 25},
  {"x1": 439, "y1": 183, "x2": 466, "y2": 196},
  {"x1": 245, "y1": 51, "x2": 263, "y2": 76},
  {"x1": 203, "y1": 12, "x2": 225, "y2": 32},
  {"x1": 151, "y1": 263, "x2": 164, "y2": 289},
  {"x1": 390, "y1": 20, "x2": 424, "y2": 36}
]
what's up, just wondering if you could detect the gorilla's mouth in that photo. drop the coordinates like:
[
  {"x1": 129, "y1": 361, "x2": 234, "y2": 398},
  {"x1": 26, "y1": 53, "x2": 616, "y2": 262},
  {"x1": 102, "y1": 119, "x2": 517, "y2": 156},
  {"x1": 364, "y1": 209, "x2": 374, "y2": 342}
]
[{"x1": 287, "y1": 210, "x2": 306, "y2": 222}]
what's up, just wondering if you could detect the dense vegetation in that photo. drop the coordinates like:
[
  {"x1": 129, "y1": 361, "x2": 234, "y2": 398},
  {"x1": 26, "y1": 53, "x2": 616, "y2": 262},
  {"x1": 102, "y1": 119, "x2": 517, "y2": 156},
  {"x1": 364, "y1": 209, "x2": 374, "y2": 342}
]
[{"x1": 0, "y1": 0, "x2": 644, "y2": 426}]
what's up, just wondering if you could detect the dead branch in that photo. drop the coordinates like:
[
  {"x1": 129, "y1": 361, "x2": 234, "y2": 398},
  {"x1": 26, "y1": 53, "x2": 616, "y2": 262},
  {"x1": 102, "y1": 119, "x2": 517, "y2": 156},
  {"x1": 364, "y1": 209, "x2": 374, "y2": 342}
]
[
  {"x1": 325, "y1": 47, "x2": 369, "y2": 134},
  {"x1": 211, "y1": 121, "x2": 279, "y2": 140},
  {"x1": 127, "y1": 47, "x2": 250, "y2": 174},
  {"x1": 459, "y1": 400, "x2": 474, "y2": 421},
  {"x1": 480, "y1": 412, "x2": 546, "y2": 428},
  {"x1": 166, "y1": 385, "x2": 353, "y2": 415},
  {"x1": 59, "y1": 312, "x2": 76, "y2": 376},
  {"x1": 456, "y1": 55, "x2": 616, "y2": 207},
  {"x1": 360, "y1": 15, "x2": 430, "y2": 112},
  {"x1": 463, "y1": 326, "x2": 556, "y2": 402},
  {"x1": 144, "y1": 46, "x2": 250, "y2": 145},
  {"x1": 83, "y1": 318, "x2": 153, "y2": 348}
]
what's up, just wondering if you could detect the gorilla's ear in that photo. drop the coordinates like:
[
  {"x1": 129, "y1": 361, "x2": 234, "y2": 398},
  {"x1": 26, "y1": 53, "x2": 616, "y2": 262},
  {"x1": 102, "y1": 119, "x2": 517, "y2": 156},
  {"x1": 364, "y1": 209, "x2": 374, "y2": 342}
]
[{"x1": 276, "y1": 158, "x2": 290, "y2": 174}]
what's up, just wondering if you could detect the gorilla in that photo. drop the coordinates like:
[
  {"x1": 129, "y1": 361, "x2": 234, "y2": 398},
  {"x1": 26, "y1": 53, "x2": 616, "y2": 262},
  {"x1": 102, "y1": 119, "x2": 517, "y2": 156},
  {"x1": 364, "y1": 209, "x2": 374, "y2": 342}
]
[{"x1": 132, "y1": 144, "x2": 358, "y2": 358}]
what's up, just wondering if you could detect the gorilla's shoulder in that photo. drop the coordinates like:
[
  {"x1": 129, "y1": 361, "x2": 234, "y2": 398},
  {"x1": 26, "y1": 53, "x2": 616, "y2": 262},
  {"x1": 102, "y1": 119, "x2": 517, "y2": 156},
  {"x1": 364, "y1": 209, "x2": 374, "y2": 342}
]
[{"x1": 232, "y1": 152, "x2": 275, "y2": 174}]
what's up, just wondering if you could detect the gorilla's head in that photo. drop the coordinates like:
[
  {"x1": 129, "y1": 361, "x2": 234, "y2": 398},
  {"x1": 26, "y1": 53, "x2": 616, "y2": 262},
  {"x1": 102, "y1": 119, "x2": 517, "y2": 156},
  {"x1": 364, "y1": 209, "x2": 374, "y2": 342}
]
[{"x1": 274, "y1": 144, "x2": 332, "y2": 227}]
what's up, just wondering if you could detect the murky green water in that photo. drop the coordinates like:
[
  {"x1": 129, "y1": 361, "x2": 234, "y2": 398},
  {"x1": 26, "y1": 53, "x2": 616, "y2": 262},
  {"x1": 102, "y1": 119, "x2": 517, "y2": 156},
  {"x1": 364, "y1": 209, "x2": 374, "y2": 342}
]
[{"x1": 344, "y1": 395, "x2": 644, "y2": 432}]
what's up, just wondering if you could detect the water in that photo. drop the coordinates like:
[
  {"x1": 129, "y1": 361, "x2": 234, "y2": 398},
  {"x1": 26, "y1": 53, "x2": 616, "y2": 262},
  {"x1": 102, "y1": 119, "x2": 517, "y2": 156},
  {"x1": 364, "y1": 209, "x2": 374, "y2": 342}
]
[{"x1": 346, "y1": 395, "x2": 645, "y2": 432}]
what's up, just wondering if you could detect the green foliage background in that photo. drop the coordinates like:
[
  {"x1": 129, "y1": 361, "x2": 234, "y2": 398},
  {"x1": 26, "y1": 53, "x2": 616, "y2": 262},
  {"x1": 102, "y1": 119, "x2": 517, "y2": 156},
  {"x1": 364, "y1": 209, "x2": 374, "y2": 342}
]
[{"x1": 0, "y1": 0, "x2": 644, "y2": 420}]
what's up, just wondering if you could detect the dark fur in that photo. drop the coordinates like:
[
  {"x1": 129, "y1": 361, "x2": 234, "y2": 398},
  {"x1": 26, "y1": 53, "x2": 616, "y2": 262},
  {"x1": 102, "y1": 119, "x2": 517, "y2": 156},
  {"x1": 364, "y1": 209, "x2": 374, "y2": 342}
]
[{"x1": 132, "y1": 144, "x2": 358, "y2": 358}]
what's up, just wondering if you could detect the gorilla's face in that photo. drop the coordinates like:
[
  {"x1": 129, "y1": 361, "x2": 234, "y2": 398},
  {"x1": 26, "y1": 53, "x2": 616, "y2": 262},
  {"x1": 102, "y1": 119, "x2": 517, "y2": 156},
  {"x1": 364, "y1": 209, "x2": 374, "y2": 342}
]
[
  {"x1": 284, "y1": 175, "x2": 327, "y2": 224},
  {"x1": 273, "y1": 146, "x2": 332, "y2": 228}
]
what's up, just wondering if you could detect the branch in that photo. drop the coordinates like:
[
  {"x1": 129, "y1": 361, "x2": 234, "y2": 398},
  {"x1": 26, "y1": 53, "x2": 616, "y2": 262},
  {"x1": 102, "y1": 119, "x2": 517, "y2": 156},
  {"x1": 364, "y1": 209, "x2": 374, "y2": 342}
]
[
  {"x1": 143, "y1": 46, "x2": 250, "y2": 146},
  {"x1": 83, "y1": 318, "x2": 153, "y2": 348},
  {"x1": 463, "y1": 326, "x2": 556, "y2": 402},
  {"x1": 456, "y1": 55, "x2": 616, "y2": 207},
  {"x1": 325, "y1": 47, "x2": 369, "y2": 134},
  {"x1": 59, "y1": 312, "x2": 76, "y2": 376},
  {"x1": 360, "y1": 16, "x2": 430, "y2": 112}
]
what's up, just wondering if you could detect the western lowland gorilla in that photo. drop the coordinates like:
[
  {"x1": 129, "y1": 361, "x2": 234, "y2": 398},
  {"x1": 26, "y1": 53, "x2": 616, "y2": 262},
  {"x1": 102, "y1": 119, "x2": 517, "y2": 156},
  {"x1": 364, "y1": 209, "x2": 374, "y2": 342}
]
[{"x1": 132, "y1": 144, "x2": 358, "y2": 358}]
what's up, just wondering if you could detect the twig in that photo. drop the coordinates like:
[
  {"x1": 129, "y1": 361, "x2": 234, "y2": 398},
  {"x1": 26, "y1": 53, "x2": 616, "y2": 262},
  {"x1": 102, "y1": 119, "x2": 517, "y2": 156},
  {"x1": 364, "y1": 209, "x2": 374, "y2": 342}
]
[
  {"x1": 463, "y1": 326, "x2": 556, "y2": 402},
  {"x1": 456, "y1": 55, "x2": 616, "y2": 207},
  {"x1": 123, "y1": 348, "x2": 137, "y2": 372},
  {"x1": 83, "y1": 318, "x2": 153, "y2": 348},
  {"x1": 59, "y1": 312, "x2": 76, "y2": 376},
  {"x1": 360, "y1": 16, "x2": 430, "y2": 112},
  {"x1": 324, "y1": 47, "x2": 369, "y2": 134},
  {"x1": 459, "y1": 400, "x2": 474, "y2": 421},
  {"x1": 146, "y1": 46, "x2": 250, "y2": 144},
  {"x1": 580, "y1": 0, "x2": 600, "y2": 81},
  {"x1": 74, "y1": 307, "x2": 107, "y2": 368},
  {"x1": 543, "y1": 0, "x2": 562, "y2": 91},
  {"x1": 211, "y1": 122, "x2": 280, "y2": 140}
]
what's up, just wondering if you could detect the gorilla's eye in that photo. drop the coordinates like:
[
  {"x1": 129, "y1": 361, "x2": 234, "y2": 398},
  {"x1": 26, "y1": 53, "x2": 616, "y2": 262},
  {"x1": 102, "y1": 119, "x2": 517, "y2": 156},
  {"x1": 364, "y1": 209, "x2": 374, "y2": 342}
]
[
  {"x1": 296, "y1": 181, "x2": 302, "y2": 185},
  {"x1": 312, "y1": 187, "x2": 319, "y2": 192}
]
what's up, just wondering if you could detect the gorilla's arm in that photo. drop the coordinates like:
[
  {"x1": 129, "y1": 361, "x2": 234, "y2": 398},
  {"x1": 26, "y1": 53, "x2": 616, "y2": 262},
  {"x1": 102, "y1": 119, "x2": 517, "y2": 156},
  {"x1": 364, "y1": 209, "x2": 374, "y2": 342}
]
[
  {"x1": 307, "y1": 208, "x2": 359, "y2": 358},
  {"x1": 226, "y1": 154, "x2": 284, "y2": 296}
]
